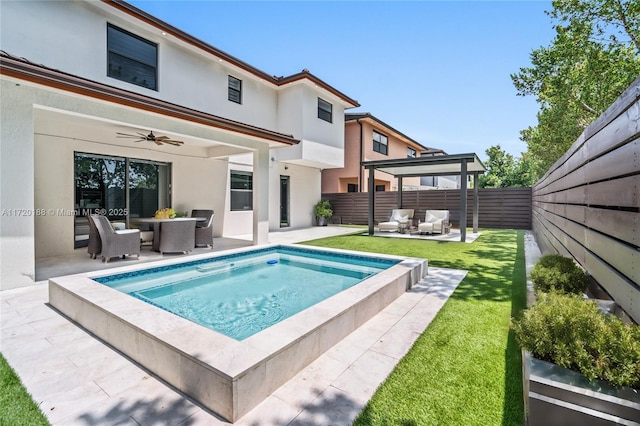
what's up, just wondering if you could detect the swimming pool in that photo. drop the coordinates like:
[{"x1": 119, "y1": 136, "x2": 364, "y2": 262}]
[
  {"x1": 49, "y1": 244, "x2": 427, "y2": 422},
  {"x1": 95, "y1": 246, "x2": 397, "y2": 340}
]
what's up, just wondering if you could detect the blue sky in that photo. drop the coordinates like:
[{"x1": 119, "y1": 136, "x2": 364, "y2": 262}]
[{"x1": 129, "y1": 1, "x2": 556, "y2": 161}]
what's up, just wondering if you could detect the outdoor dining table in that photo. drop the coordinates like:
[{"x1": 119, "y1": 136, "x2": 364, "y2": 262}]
[{"x1": 130, "y1": 217, "x2": 206, "y2": 253}]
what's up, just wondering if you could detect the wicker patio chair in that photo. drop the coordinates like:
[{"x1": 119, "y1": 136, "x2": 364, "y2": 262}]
[
  {"x1": 87, "y1": 215, "x2": 101, "y2": 259},
  {"x1": 191, "y1": 209, "x2": 214, "y2": 248},
  {"x1": 158, "y1": 219, "x2": 195, "y2": 254},
  {"x1": 90, "y1": 214, "x2": 140, "y2": 262}
]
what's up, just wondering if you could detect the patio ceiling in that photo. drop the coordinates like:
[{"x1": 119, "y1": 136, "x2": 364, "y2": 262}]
[{"x1": 361, "y1": 153, "x2": 486, "y2": 177}]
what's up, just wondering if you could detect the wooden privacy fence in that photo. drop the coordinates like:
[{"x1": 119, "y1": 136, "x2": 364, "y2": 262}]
[
  {"x1": 322, "y1": 187, "x2": 532, "y2": 229},
  {"x1": 532, "y1": 76, "x2": 640, "y2": 323}
]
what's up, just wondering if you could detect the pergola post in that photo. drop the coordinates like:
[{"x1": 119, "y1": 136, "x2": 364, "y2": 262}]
[
  {"x1": 460, "y1": 158, "x2": 467, "y2": 242},
  {"x1": 473, "y1": 172, "x2": 479, "y2": 233},
  {"x1": 397, "y1": 176, "x2": 403, "y2": 208},
  {"x1": 368, "y1": 166, "x2": 375, "y2": 235}
]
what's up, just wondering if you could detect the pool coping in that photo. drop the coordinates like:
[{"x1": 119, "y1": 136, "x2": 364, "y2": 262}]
[{"x1": 48, "y1": 243, "x2": 428, "y2": 422}]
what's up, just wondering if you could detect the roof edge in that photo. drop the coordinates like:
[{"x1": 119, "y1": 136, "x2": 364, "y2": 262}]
[
  {"x1": 345, "y1": 112, "x2": 429, "y2": 151},
  {"x1": 104, "y1": 0, "x2": 359, "y2": 108},
  {"x1": 278, "y1": 70, "x2": 360, "y2": 108},
  {"x1": 0, "y1": 52, "x2": 299, "y2": 146}
]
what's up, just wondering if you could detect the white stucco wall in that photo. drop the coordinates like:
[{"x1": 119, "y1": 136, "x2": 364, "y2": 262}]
[
  {"x1": 33, "y1": 133, "x2": 230, "y2": 259},
  {"x1": 0, "y1": 1, "x2": 278, "y2": 130},
  {"x1": 0, "y1": 79, "x2": 36, "y2": 287},
  {"x1": 268, "y1": 161, "x2": 321, "y2": 230}
]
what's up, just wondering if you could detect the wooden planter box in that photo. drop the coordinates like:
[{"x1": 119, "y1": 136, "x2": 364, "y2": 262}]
[{"x1": 523, "y1": 351, "x2": 640, "y2": 425}]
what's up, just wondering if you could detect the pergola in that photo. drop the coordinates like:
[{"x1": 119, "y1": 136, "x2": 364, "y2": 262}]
[{"x1": 361, "y1": 153, "x2": 487, "y2": 242}]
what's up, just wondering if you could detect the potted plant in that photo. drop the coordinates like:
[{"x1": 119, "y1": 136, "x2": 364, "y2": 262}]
[{"x1": 313, "y1": 200, "x2": 332, "y2": 226}]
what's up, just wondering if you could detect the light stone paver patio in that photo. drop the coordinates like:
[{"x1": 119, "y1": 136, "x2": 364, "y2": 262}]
[{"x1": 1, "y1": 226, "x2": 467, "y2": 425}]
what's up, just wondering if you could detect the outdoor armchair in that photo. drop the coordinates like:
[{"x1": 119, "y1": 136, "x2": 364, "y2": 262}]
[
  {"x1": 87, "y1": 215, "x2": 101, "y2": 259},
  {"x1": 378, "y1": 209, "x2": 414, "y2": 232},
  {"x1": 90, "y1": 214, "x2": 140, "y2": 262},
  {"x1": 158, "y1": 219, "x2": 195, "y2": 254},
  {"x1": 192, "y1": 209, "x2": 214, "y2": 248},
  {"x1": 418, "y1": 210, "x2": 450, "y2": 234}
]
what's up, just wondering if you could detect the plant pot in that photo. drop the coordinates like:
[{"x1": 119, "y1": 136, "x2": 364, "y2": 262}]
[
  {"x1": 522, "y1": 350, "x2": 640, "y2": 425},
  {"x1": 316, "y1": 216, "x2": 328, "y2": 226}
]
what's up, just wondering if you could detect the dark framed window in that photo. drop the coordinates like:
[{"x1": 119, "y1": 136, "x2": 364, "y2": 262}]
[
  {"x1": 407, "y1": 147, "x2": 417, "y2": 158},
  {"x1": 228, "y1": 75, "x2": 242, "y2": 104},
  {"x1": 373, "y1": 131, "x2": 388, "y2": 155},
  {"x1": 107, "y1": 24, "x2": 157, "y2": 90},
  {"x1": 347, "y1": 183, "x2": 358, "y2": 192},
  {"x1": 230, "y1": 171, "x2": 253, "y2": 211},
  {"x1": 74, "y1": 152, "x2": 170, "y2": 247},
  {"x1": 375, "y1": 185, "x2": 386, "y2": 191},
  {"x1": 318, "y1": 98, "x2": 333, "y2": 123}
]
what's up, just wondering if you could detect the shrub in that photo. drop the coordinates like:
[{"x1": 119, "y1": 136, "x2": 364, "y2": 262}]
[
  {"x1": 314, "y1": 200, "x2": 333, "y2": 218},
  {"x1": 511, "y1": 291, "x2": 640, "y2": 388},
  {"x1": 530, "y1": 254, "x2": 589, "y2": 294}
]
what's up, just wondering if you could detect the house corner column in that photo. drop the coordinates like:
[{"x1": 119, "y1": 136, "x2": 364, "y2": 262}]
[
  {"x1": 1, "y1": 81, "x2": 36, "y2": 289},
  {"x1": 253, "y1": 146, "x2": 269, "y2": 245}
]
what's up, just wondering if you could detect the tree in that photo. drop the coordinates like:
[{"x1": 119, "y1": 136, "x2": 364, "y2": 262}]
[
  {"x1": 479, "y1": 145, "x2": 534, "y2": 188},
  {"x1": 512, "y1": 0, "x2": 640, "y2": 179}
]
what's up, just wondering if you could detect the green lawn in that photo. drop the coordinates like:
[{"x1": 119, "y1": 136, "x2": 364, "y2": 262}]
[
  {"x1": 303, "y1": 228, "x2": 527, "y2": 425},
  {"x1": 0, "y1": 228, "x2": 526, "y2": 425},
  {"x1": 0, "y1": 353, "x2": 49, "y2": 425}
]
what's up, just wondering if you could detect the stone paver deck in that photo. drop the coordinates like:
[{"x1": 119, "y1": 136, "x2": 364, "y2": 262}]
[{"x1": 1, "y1": 226, "x2": 467, "y2": 425}]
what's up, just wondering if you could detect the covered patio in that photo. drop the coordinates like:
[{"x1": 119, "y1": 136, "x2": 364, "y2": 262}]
[{"x1": 361, "y1": 153, "x2": 487, "y2": 242}]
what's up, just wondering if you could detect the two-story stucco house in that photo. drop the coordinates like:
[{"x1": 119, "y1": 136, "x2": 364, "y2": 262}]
[
  {"x1": 0, "y1": 0, "x2": 359, "y2": 289},
  {"x1": 321, "y1": 112, "x2": 431, "y2": 193}
]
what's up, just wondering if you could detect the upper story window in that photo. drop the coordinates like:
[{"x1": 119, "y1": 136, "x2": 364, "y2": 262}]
[
  {"x1": 230, "y1": 171, "x2": 253, "y2": 211},
  {"x1": 373, "y1": 130, "x2": 388, "y2": 155},
  {"x1": 407, "y1": 147, "x2": 417, "y2": 158},
  {"x1": 107, "y1": 24, "x2": 157, "y2": 90},
  {"x1": 228, "y1": 75, "x2": 242, "y2": 104},
  {"x1": 318, "y1": 98, "x2": 333, "y2": 123}
]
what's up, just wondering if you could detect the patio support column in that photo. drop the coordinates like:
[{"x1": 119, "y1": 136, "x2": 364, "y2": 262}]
[
  {"x1": 459, "y1": 158, "x2": 467, "y2": 242},
  {"x1": 252, "y1": 146, "x2": 270, "y2": 245},
  {"x1": 473, "y1": 172, "x2": 479, "y2": 233},
  {"x1": 397, "y1": 176, "x2": 403, "y2": 207},
  {"x1": 368, "y1": 166, "x2": 375, "y2": 235}
]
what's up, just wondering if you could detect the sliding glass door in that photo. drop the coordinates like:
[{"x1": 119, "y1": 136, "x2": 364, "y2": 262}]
[{"x1": 73, "y1": 152, "x2": 170, "y2": 247}]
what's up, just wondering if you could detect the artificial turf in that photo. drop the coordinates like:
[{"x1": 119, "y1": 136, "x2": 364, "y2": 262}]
[
  {"x1": 0, "y1": 228, "x2": 526, "y2": 426},
  {"x1": 303, "y1": 228, "x2": 527, "y2": 425},
  {"x1": 0, "y1": 352, "x2": 49, "y2": 426}
]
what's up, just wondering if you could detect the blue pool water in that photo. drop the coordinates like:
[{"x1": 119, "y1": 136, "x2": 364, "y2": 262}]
[{"x1": 95, "y1": 246, "x2": 398, "y2": 340}]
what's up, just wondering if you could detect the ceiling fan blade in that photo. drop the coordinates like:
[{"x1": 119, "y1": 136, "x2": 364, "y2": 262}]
[
  {"x1": 154, "y1": 139, "x2": 162, "y2": 146},
  {"x1": 165, "y1": 140, "x2": 184, "y2": 146},
  {"x1": 116, "y1": 132, "x2": 140, "y2": 139}
]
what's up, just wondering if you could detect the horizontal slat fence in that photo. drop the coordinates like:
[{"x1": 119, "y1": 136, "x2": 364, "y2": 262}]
[
  {"x1": 323, "y1": 187, "x2": 532, "y2": 230},
  {"x1": 532, "y1": 76, "x2": 640, "y2": 323}
]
